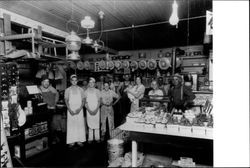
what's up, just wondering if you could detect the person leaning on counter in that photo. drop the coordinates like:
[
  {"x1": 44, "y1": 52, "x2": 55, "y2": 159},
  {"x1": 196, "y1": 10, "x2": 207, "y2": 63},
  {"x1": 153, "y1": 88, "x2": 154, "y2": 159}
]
[
  {"x1": 39, "y1": 74, "x2": 59, "y2": 145},
  {"x1": 169, "y1": 73, "x2": 196, "y2": 112}
]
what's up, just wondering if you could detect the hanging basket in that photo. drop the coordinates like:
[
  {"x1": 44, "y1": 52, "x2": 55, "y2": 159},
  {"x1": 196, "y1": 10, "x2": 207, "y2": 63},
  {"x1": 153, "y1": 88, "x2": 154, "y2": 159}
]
[
  {"x1": 159, "y1": 57, "x2": 171, "y2": 70},
  {"x1": 83, "y1": 61, "x2": 90, "y2": 70},
  {"x1": 77, "y1": 61, "x2": 84, "y2": 70},
  {"x1": 114, "y1": 61, "x2": 122, "y2": 69},
  {"x1": 130, "y1": 60, "x2": 138, "y2": 70},
  {"x1": 147, "y1": 59, "x2": 157, "y2": 70},
  {"x1": 122, "y1": 60, "x2": 130, "y2": 69},
  {"x1": 107, "y1": 61, "x2": 115, "y2": 70},
  {"x1": 138, "y1": 60, "x2": 147, "y2": 70}
]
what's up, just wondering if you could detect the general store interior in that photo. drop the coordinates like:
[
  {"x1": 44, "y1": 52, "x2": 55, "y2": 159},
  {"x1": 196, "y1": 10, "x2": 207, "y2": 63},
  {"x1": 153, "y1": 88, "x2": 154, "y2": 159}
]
[{"x1": 0, "y1": 0, "x2": 249, "y2": 167}]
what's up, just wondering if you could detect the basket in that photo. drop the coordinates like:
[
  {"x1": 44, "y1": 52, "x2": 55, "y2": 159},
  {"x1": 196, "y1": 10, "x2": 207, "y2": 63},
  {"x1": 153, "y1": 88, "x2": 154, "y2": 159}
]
[
  {"x1": 83, "y1": 61, "x2": 90, "y2": 70},
  {"x1": 147, "y1": 59, "x2": 157, "y2": 70},
  {"x1": 139, "y1": 60, "x2": 147, "y2": 70},
  {"x1": 76, "y1": 61, "x2": 84, "y2": 70},
  {"x1": 159, "y1": 57, "x2": 171, "y2": 70},
  {"x1": 130, "y1": 60, "x2": 138, "y2": 70}
]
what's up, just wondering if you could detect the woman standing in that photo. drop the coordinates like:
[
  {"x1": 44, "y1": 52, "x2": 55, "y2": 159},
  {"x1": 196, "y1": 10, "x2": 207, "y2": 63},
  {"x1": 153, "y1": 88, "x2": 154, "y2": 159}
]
[
  {"x1": 64, "y1": 75, "x2": 86, "y2": 147},
  {"x1": 126, "y1": 76, "x2": 145, "y2": 113},
  {"x1": 85, "y1": 77, "x2": 101, "y2": 143}
]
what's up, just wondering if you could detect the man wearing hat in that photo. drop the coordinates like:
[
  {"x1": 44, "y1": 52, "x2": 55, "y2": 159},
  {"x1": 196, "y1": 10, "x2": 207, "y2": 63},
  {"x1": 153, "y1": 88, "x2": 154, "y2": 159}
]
[
  {"x1": 169, "y1": 73, "x2": 195, "y2": 112},
  {"x1": 64, "y1": 74, "x2": 86, "y2": 147},
  {"x1": 84, "y1": 77, "x2": 101, "y2": 143},
  {"x1": 39, "y1": 74, "x2": 59, "y2": 145}
]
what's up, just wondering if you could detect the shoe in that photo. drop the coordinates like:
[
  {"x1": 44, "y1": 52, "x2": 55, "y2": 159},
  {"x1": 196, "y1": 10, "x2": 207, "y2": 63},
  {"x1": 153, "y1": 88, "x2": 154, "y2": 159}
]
[
  {"x1": 68, "y1": 143, "x2": 74, "y2": 147},
  {"x1": 77, "y1": 142, "x2": 84, "y2": 147}
]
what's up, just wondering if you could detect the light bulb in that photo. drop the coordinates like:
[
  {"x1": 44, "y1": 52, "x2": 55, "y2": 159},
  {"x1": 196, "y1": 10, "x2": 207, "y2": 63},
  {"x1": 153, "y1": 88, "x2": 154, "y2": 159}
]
[{"x1": 169, "y1": 0, "x2": 179, "y2": 27}]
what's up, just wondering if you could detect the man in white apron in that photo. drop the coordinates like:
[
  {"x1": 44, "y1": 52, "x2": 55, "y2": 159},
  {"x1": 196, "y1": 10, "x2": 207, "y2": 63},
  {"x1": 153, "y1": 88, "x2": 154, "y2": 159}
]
[
  {"x1": 64, "y1": 75, "x2": 86, "y2": 147},
  {"x1": 85, "y1": 77, "x2": 101, "y2": 143}
]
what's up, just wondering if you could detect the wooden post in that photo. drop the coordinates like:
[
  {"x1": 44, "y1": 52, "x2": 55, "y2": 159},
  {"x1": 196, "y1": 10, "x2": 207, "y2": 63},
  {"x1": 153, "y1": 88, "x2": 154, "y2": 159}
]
[
  {"x1": 132, "y1": 140, "x2": 137, "y2": 167},
  {"x1": 3, "y1": 13, "x2": 12, "y2": 55},
  {"x1": 0, "y1": 18, "x2": 4, "y2": 56},
  {"x1": 172, "y1": 47, "x2": 176, "y2": 75}
]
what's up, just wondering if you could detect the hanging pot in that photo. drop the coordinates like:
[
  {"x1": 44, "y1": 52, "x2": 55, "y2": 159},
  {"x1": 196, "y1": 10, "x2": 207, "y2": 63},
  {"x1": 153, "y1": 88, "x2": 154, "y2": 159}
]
[
  {"x1": 147, "y1": 59, "x2": 157, "y2": 70},
  {"x1": 77, "y1": 61, "x2": 84, "y2": 70},
  {"x1": 159, "y1": 57, "x2": 171, "y2": 70},
  {"x1": 130, "y1": 60, "x2": 138, "y2": 70},
  {"x1": 107, "y1": 61, "x2": 114, "y2": 70},
  {"x1": 122, "y1": 60, "x2": 130, "y2": 69},
  {"x1": 139, "y1": 60, "x2": 147, "y2": 70},
  {"x1": 99, "y1": 60, "x2": 106, "y2": 69},
  {"x1": 83, "y1": 61, "x2": 90, "y2": 70},
  {"x1": 114, "y1": 61, "x2": 122, "y2": 69}
]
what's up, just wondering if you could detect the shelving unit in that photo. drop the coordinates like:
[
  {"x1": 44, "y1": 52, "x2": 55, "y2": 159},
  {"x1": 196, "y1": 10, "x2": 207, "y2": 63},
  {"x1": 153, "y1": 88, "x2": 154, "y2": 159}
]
[{"x1": 19, "y1": 104, "x2": 50, "y2": 161}]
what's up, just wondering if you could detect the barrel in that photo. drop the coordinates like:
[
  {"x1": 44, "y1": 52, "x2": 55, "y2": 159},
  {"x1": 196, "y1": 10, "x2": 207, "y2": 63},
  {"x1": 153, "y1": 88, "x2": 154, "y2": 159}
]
[{"x1": 107, "y1": 138, "x2": 124, "y2": 163}]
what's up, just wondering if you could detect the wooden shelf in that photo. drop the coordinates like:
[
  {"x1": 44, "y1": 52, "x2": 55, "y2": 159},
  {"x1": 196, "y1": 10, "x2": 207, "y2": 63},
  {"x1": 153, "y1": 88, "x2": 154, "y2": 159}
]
[
  {"x1": 24, "y1": 131, "x2": 49, "y2": 144},
  {"x1": 181, "y1": 65, "x2": 206, "y2": 68},
  {"x1": 179, "y1": 56, "x2": 207, "y2": 59}
]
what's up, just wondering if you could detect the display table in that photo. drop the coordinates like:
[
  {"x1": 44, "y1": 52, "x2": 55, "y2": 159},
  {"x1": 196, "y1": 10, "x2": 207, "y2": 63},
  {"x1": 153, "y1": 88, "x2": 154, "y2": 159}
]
[{"x1": 119, "y1": 122, "x2": 213, "y2": 167}]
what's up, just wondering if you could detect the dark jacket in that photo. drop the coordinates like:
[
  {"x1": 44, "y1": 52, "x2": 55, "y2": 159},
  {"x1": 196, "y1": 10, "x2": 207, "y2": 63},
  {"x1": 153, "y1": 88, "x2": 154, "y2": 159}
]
[{"x1": 169, "y1": 84, "x2": 195, "y2": 111}]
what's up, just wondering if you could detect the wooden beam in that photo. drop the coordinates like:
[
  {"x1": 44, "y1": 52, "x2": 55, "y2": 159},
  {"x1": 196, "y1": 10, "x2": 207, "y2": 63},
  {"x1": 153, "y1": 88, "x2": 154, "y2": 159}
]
[
  {"x1": 3, "y1": 13, "x2": 12, "y2": 54},
  {"x1": 0, "y1": 33, "x2": 38, "y2": 41},
  {"x1": 0, "y1": 19, "x2": 4, "y2": 55},
  {"x1": 0, "y1": 8, "x2": 68, "y2": 38}
]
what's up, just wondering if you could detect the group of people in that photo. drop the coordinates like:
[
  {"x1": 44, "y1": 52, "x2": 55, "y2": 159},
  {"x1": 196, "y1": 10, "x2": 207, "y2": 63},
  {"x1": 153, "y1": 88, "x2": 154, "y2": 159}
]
[{"x1": 39, "y1": 72, "x2": 195, "y2": 147}]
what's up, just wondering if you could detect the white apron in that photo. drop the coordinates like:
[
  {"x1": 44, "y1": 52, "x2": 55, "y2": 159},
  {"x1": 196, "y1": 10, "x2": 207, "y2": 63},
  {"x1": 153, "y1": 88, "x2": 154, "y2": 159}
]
[
  {"x1": 86, "y1": 90, "x2": 100, "y2": 129},
  {"x1": 66, "y1": 88, "x2": 86, "y2": 144}
]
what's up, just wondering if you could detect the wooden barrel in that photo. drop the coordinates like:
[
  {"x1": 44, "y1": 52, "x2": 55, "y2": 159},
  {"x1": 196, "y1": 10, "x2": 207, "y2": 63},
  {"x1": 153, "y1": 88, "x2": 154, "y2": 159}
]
[{"x1": 107, "y1": 139, "x2": 124, "y2": 163}]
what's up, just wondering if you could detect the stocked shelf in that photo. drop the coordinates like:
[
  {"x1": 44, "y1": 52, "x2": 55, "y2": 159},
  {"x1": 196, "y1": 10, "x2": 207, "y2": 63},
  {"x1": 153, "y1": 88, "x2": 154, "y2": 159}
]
[{"x1": 24, "y1": 131, "x2": 49, "y2": 144}]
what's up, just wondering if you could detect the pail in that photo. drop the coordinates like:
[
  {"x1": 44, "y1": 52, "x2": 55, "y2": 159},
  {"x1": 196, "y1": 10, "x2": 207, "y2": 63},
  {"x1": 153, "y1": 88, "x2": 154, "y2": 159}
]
[{"x1": 107, "y1": 138, "x2": 124, "y2": 163}]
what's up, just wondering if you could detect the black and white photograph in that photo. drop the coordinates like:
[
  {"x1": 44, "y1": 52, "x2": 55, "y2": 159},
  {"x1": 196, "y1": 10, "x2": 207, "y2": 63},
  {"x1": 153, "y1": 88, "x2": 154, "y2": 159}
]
[{"x1": 0, "y1": 0, "x2": 249, "y2": 167}]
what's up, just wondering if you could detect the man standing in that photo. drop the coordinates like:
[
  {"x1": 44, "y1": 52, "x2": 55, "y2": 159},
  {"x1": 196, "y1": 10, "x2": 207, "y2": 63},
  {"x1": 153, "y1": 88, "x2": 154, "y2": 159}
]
[
  {"x1": 39, "y1": 75, "x2": 59, "y2": 145},
  {"x1": 100, "y1": 82, "x2": 119, "y2": 140},
  {"x1": 169, "y1": 74, "x2": 196, "y2": 112},
  {"x1": 64, "y1": 74, "x2": 86, "y2": 147},
  {"x1": 85, "y1": 77, "x2": 101, "y2": 143}
]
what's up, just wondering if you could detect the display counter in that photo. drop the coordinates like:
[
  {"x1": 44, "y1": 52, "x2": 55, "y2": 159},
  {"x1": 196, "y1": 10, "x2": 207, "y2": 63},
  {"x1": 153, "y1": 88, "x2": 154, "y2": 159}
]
[{"x1": 119, "y1": 122, "x2": 213, "y2": 167}]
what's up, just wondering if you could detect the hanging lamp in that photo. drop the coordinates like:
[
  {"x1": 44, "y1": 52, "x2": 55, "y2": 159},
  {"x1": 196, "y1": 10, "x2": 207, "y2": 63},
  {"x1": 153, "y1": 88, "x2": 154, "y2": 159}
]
[{"x1": 169, "y1": 0, "x2": 179, "y2": 28}]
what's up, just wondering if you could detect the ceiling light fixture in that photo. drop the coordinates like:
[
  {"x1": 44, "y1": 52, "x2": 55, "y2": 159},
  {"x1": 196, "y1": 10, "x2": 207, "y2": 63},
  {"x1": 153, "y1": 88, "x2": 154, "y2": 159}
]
[
  {"x1": 81, "y1": 11, "x2": 105, "y2": 53},
  {"x1": 65, "y1": 0, "x2": 81, "y2": 60},
  {"x1": 169, "y1": 0, "x2": 179, "y2": 28}
]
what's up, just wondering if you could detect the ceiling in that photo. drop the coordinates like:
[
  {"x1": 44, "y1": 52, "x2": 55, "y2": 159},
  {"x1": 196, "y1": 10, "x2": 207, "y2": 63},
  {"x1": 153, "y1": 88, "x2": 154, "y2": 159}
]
[{"x1": 0, "y1": 0, "x2": 212, "y2": 54}]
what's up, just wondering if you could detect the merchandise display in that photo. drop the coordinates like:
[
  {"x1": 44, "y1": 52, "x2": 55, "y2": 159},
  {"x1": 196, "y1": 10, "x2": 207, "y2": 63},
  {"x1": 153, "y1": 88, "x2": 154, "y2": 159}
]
[{"x1": 0, "y1": 0, "x2": 214, "y2": 167}]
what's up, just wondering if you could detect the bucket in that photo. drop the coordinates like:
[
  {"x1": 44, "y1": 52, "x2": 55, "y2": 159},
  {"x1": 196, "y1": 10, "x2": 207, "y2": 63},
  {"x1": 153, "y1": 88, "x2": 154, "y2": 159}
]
[{"x1": 107, "y1": 138, "x2": 124, "y2": 163}]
